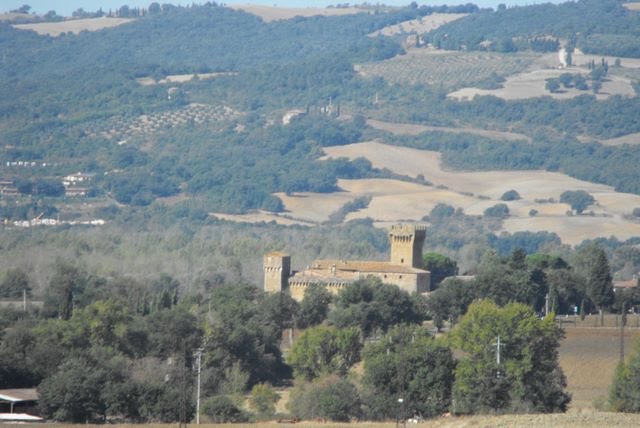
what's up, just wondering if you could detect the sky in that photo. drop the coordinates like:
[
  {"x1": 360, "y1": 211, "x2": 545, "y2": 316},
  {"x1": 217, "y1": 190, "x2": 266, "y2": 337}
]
[{"x1": 3, "y1": 0, "x2": 567, "y2": 17}]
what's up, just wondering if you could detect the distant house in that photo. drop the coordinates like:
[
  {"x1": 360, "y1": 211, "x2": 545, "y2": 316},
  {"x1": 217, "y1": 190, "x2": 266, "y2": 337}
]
[
  {"x1": 62, "y1": 172, "x2": 95, "y2": 187},
  {"x1": 65, "y1": 187, "x2": 89, "y2": 197},
  {"x1": 0, "y1": 389, "x2": 40, "y2": 419},
  {"x1": 613, "y1": 275, "x2": 640, "y2": 291},
  {"x1": 0, "y1": 179, "x2": 18, "y2": 196}
]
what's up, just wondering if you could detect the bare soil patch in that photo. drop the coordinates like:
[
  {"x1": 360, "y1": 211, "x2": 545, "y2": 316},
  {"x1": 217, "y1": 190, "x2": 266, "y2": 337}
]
[
  {"x1": 368, "y1": 118, "x2": 531, "y2": 143},
  {"x1": 624, "y1": 2, "x2": 640, "y2": 11},
  {"x1": 369, "y1": 13, "x2": 467, "y2": 37},
  {"x1": 13, "y1": 17, "x2": 133, "y2": 36},
  {"x1": 228, "y1": 5, "x2": 365, "y2": 22}
]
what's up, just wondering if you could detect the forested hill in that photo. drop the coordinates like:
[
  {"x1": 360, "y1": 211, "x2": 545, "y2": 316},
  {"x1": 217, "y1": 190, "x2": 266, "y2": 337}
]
[
  {"x1": 425, "y1": 0, "x2": 640, "y2": 56},
  {"x1": 1, "y1": 1, "x2": 640, "y2": 217}
]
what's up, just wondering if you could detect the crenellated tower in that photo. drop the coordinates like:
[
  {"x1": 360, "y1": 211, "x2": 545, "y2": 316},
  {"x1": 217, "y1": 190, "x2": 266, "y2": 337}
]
[
  {"x1": 388, "y1": 224, "x2": 426, "y2": 268},
  {"x1": 263, "y1": 252, "x2": 291, "y2": 293}
]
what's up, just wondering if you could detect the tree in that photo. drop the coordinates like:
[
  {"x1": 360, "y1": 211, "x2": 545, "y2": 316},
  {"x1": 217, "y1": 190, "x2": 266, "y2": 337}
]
[
  {"x1": 558, "y1": 73, "x2": 573, "y2": 88},
  {"x1": 297, "y1": 284, "x2": 331, "y2": 328},
  {"x1": 610, "y1": 342, "x2": 640, "y2": 412},
  {"x1": 500, "y1": 189, "x2": 521, "y2": 201},
  {"x1": 451, "y1": 300, "x2": 570, "y2": 414},
  {"x1": 202, "y1": 395, "x2": 248, "y2": 423},
  {"x1": 560, "y1": 190, "x2": 595, "y2": 214},
  {"x1": 330, "y1": 277, "x2": 421, "y2": 337},
  {"x1": 0, "y1": 267, "x2": 31, "y2": 298},
  {"x1": 249, "y1": 383, "x2": 279, "y2": 419},
  {"x1": 43, "y1": 262, "x2": 86, "y2": 320},
  {"x1": 573, "y1": 243, "x2": 614, "y2": 316},
  {"x1": 426, "y1": 278, "x2": 476, "y2": 330},
  {"x1": 422, "y1": 252, "x2": 458, "y2": 289},
  {"x1": 429, "y1": 203, "x2": 455, "y2": 220},
  {"x1": 545, "y1": 78, "x2": 561, "y2": 93},
  {"x1": 362, "y1": 325, "x2": 455, "y2": 420},
  {"x1": 288, "y1": 376, "x2": 361, "y2": 422},
  {"x1": 287, "y1": 325, "x2": 361, "y2": 381},
  {"x1": 38, "y1": 357, "x2": 107, "y2": 422},
  {"x1": 483, "y1": 203, "x2": 509, "y2": 218}
]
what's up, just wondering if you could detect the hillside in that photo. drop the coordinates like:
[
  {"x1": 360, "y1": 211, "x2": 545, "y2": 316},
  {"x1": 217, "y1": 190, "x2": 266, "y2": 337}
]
[{"x1": 0, "y1": 0, "x2": 640, "y2": 268}]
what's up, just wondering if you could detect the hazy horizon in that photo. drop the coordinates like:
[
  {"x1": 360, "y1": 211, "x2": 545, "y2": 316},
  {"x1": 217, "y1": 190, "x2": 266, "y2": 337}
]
[{"x1": 4, "y1": 0, "x2": 568, "y2": 17}]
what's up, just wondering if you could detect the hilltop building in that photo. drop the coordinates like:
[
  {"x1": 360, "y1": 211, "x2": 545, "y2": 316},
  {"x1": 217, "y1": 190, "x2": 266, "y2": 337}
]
[{"x1": 264, "y1": 224, "x2": 431, "y2": 301}]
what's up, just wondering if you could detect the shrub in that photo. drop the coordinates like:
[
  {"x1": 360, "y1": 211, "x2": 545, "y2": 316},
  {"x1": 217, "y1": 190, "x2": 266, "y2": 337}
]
[
  {"x1": 288, "y1": 376, "x2": 361, "y2": 422},
  {"x1": 249, "y1": 384, "x2": 279, "y2": 419},
  {"x1": 560, "y1": 190, "x2": 595, "y2": 214},
  {"x1": 429, "y1": 203, "x2": 455, "y2": 220},
  {"x1": 632, "y1": 207, "x2": 640, "y2": 217},
  {"x1": 202, "y1": 395, "x2": 249, "y2": 423},
  {"x1": 484, "y1": 203, "x2": 509, "y2": 218},
  {"x1": 501, "y1": 189, "x2": 521, "y2": 201}
]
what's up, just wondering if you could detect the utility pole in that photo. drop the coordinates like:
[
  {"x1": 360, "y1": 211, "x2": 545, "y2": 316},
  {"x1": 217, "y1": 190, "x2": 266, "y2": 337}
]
[
  {"x1": 493, "y1": 336, "x2": 503, "y2": 378},
  {"x1": 545, "y1": 293, "x2": 550, "y2": 316},
  {"x1": 195, "y1": 348, "x2": 204, "y2": 424},
  {"x1": 620, "y1": 301, "x2": 627, "y2": 363}
]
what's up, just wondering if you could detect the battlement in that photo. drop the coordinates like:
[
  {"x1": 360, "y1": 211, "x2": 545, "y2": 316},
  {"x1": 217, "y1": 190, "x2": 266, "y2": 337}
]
[
  {"x1": 263, "y1": 252, "x2": 291, "y2": 293},
  {"x1": 388, "y1": 223, "x2": 426, "y2": 268}
]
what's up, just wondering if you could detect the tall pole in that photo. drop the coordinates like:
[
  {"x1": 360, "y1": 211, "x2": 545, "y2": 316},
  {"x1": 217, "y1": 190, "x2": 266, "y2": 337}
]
[
  {"x1": 620, "y1": 301, "x2": 627, "y2": 363},
  {"x1": 195, "y1": 348, "x2": 203, "y2": 424}
]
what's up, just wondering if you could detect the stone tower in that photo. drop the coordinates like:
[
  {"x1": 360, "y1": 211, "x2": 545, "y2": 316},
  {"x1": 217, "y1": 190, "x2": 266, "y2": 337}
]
[
  {"x1": 263, "y1": 252, "x2": 291, "y2": 293},
  {"x1": 389, "y1": 224, "x2": 426, "y2": 268}
]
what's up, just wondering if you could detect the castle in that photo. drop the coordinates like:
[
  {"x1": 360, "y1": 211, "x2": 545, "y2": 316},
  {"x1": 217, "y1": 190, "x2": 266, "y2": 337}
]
[{"x1": 264, "y1": 224, "x2": 431, "y2": 301}]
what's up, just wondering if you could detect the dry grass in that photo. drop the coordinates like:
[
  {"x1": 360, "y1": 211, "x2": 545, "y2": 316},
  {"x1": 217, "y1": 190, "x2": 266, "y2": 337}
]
[
  {"x1": 13, "y1": 17, "x2": 133, "y2": 36},
  {"x1": 14, "y1": 412, "x2": 640, "y2": 427},
  {"x1": 321, "y1": 142, "x2": 640, "y2": 244},
  {"x1": 228, "y1": 5, "x2": 365, "y2": 22},
  {"x1": 599, "y1": 132, "x2": 640, "y2": 146},
  {"x1": 367, "y1": 119, "x2": 531, "y2": 143},
  {"x1": 369, "y1": 13, "x2": 467, "y2": 37},
  {"x1": 448, "y1": 66, "x2": 635, "y2": 101}
]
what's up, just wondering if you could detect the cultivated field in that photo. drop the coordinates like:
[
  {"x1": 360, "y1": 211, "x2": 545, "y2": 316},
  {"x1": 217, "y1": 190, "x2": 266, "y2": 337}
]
[
  {"x1": 367, "y1": 119, "x2": 531, "y2": 143},
  {"x1": 84, "y1": 103, "x2": 242, "y2": 142},
  {"x1": 356, "y1": 50, "x2": 536, "y2": 89},
  {"x1": 13, "y1": 17, "x2": 133, "y2": 36},
  {"x1": 369, "y1": 13, "x2": 467, "y2": 37},
  {"x1": 228, "y1": 5, "x2": 365, "y2": 22}
]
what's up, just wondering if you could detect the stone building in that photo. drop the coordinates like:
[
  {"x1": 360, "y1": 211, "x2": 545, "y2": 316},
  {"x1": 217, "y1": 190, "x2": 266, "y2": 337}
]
[{"x1": 263, "y1": 224, "x2": 431, "y2": 301}]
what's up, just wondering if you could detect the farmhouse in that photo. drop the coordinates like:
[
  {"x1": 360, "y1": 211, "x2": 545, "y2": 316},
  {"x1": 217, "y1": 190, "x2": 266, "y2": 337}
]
[{"x1": 264, "y1": 223, "x2": 431, "y2": 301}]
